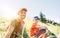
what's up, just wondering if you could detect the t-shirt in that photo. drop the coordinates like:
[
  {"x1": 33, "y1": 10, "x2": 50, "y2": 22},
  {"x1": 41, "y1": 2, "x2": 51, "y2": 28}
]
[
  {"x1": 30, "y1": 23, "x2": 39, "y2": 36},
  {"x1": 10, "y1": 20, "x2": 29, "y2": 38}
]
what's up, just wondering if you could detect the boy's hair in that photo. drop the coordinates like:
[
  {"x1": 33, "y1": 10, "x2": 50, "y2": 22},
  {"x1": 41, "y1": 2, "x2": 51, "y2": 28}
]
[{"x1": 34, "y1": 16, "x2": 39, "y2": 20}]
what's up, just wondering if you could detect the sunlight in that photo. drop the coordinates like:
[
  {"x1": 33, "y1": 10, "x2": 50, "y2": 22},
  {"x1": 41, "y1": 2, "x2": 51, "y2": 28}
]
[{"x1": 1, "y1": 4, "x2": 17, "y2": 18}]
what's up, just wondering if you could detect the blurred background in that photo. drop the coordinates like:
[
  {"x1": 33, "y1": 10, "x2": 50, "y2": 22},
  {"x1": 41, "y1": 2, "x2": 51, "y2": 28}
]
[{"x1": 0, "y1": 0, "x2": 60, "y2": 38}]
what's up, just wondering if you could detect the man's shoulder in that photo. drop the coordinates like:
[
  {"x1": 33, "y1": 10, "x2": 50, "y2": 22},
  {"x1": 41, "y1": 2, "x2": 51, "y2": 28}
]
[
  {"x1": 10, "y1": 19, "x2": 18, "y2": 26},
  {"x1": 11, "y1": 19, "x2": 17, "y2": 23}
]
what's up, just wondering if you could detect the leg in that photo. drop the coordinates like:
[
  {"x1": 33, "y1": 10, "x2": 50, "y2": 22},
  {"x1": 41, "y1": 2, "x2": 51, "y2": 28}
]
[
  {"x1": 39, "y1": 34, "x2": 44, "y2": 38},
  {"x1": 42, "y1": 33, "x2": 46, "y2": 38},
  {"x1": 39, "y1": 33, "x2": 47, "y2": 38}
]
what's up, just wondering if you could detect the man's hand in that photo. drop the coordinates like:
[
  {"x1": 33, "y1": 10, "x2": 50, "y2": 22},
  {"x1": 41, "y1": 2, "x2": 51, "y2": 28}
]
[{"x1": 4, "y1": 25, "x2": 14, "y2": 38}]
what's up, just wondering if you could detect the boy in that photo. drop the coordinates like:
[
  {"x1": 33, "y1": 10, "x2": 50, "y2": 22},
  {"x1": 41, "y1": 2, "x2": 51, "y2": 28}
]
[{"x1": 30, "y1": 16, "x2": 47, "y2": 38}]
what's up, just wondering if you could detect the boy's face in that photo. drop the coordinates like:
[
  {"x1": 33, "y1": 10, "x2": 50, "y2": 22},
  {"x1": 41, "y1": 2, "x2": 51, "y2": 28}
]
[
  {"x1": 34, "y1": 19, "x2": 39, "y2": 23},
  {"x1": 18, "y1": 10, "x2": 27, "y2": 19}
]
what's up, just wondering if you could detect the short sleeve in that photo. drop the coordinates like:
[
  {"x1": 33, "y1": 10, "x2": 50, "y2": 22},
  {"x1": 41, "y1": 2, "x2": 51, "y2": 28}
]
[{"x1": 10, "y1": 20, "x2": 17, "y2": 28}]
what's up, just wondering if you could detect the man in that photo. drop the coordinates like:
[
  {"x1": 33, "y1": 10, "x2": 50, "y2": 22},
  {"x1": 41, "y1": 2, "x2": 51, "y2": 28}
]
[
  {"x1": 4, "y1": 8, "x2": 29, "y2": 38},
  {"x1": 30, "y1": 16, "x2": 48, "y2": 38}
]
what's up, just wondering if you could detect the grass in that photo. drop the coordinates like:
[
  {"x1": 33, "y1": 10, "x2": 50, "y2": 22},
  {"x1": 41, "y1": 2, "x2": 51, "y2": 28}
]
[{"x1": 0, "y1": 18, "x2": 60, "y2": 38}]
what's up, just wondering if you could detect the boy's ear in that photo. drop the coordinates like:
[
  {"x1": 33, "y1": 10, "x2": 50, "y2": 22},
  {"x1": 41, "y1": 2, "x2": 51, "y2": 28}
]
[{"x1": 33, "y1": 19, "x2": 35, "y2": 22}]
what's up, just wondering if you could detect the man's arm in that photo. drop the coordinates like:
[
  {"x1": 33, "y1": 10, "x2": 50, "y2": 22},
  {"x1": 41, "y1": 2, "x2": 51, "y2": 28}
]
[
  {"x1": 4, "y1": 25, "x2": 14, "y2": 38},
  {"x1": 4, "y1": 21, "x2": 15, "y2": 38}
]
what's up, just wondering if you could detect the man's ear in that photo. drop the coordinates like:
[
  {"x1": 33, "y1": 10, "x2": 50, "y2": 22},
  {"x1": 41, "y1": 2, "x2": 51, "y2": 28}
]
[
  {"x1": 17, "y1": 12, "x2": 19, "y2": 15},
  {"x1": 18, "y1": 12, "x2": 19, "y2": 15}
]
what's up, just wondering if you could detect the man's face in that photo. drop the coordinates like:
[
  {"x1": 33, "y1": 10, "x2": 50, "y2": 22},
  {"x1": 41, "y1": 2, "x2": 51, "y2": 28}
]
[{"x1": 18, "y1": 10, "x2": 27, "y2": 19}]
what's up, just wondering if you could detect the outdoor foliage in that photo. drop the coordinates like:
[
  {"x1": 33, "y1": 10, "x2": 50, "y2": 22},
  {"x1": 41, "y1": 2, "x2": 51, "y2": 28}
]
[
  {"x1": 39, "y1": 12, "x2": 47, "y2": 23},
  {"x1": 0, "y1": 17, "x2": 60, "y2": 38}
]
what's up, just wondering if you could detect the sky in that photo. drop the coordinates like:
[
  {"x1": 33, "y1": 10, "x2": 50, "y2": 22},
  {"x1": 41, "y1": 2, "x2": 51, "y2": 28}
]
[{"x1": 0, "y1": 0, "x2": 60, "y2": 23}]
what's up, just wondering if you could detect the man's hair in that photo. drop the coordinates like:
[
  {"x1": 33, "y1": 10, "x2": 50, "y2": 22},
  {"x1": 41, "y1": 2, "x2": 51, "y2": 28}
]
[
  {"x1": 21, "y1": 8, "x2": 27, "y2": 12},
  {"x1": 18, "y1": 8, "x2": 27, "y2": 13}
]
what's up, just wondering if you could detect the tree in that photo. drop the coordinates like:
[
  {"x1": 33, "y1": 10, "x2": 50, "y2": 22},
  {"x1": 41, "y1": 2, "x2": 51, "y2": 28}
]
[{"x1": 39, "y1": 12, "x2": 47, "y2": 23}]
